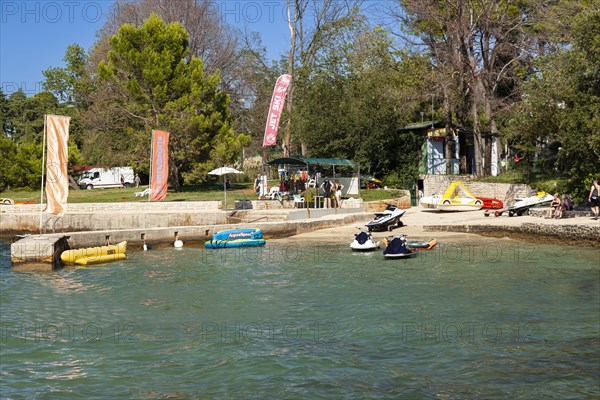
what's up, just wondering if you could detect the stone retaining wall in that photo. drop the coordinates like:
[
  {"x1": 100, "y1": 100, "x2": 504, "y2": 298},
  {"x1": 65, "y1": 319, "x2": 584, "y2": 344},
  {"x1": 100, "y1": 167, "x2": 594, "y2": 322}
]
[
  {"x1": 424, "y1": 223, "x2": 600, "y2": 246},
  {"x1": 363, "y1": 197, "x2": 411, "y2": 212},
  {"x1": 11, "y1": 212, "x2": 374, "y2": 255},
  {"x1": 1, "y1": 210, "x2": 228, "y2": 234},
  {"x1": 422, "y1": 175, "x2": 531, "y2": 204},
  {"x1": 0, "y1": 201, "x2": 220, "y2": 214},
  {"x1": 528, "y1": 208, "x2": 593, "y2": 218}
]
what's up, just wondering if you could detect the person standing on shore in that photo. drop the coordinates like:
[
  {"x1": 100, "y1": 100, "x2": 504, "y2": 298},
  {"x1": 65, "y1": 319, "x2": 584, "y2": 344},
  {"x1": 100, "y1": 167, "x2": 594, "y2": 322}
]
[
  {"x1": 254, "y1": 174, "x2": 261, "y2": 197},
  {"x1": 134, "y1": 174, "x2": 141, "y2": 188},
  {"x1": 588, "y1": 179, "x2": 600, "y2": 220},
  {"x1": 334, "y1": 179, "x2": 344, "y2": 208},
  {"x1": 320, "y1": 178, "x2": 333, "y2": 208}
]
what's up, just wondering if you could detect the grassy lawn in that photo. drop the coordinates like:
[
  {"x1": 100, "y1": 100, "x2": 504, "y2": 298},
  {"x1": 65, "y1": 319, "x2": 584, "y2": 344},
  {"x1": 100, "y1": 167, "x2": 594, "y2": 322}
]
[{"x1": 1, "y1": 182, "x2": 404, "y2": 208}]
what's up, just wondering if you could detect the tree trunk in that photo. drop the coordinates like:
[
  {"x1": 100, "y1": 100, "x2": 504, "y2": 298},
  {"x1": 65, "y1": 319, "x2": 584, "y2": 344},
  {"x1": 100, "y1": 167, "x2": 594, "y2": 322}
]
[
  {"x1": 470, "y1": 76, "x2": 483, "y2": 176},
  {"x1": 444, "y1": 85, "x2": 453, "y2": 174}
]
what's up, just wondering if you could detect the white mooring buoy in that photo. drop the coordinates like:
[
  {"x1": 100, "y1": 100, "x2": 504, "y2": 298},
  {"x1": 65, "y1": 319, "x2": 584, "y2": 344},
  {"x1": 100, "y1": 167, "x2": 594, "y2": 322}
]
[{"x1": 174, "y1": 234, "x2": 183, "y2": 249}]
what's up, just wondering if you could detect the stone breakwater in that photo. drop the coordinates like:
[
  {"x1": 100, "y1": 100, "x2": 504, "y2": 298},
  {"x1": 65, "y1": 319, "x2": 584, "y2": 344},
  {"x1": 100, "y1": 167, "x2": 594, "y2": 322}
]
[{"x1": 424, "y1": 223, "x2": 600, "y2": 247}]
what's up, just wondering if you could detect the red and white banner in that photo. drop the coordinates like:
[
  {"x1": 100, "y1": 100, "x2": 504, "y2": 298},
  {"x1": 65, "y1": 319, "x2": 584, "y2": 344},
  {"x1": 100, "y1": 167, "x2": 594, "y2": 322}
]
[
  {"x1": 150, "y1": 130, "x2": 170, "y2": 201},
  {"x1": 263, "y1": 74, "x2": 292, "y2": 147},
  {"x1": 44, "y1": 115, "x2": 71, "y2": 216}
]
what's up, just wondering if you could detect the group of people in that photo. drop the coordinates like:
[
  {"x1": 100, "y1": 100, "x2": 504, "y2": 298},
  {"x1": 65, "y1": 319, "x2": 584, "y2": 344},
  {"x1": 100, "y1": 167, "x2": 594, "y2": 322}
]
[
  {"x1": 544, "y1": 179, "x2": 600, "y2": 220},
  {"x1": 253, "y1": 173, "x2": 311, "y2": 197},
  {"x1": 253, "y1": 174, "x2": 345, "y2": 209},
  {"x1": 319, "y1": 178, "x2": 344, "y2": 209},
  {"x1": 545, "y1": 193, "x2": 573, "y2": 219}
]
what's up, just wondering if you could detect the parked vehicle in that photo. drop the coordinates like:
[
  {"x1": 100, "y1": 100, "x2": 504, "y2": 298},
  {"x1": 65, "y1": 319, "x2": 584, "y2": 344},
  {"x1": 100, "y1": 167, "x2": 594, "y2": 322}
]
[{"x1": 77, "y1": 167, "x2": 134, "y2": 190}]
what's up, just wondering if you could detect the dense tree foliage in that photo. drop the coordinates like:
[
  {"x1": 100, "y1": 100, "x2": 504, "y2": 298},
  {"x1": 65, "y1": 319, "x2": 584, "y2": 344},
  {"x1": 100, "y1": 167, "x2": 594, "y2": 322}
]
[
  {"x1": 292, "y1": 21, "x2": 429, "y2": 179},
  {"x1": 2, "y1": 0, "x2": 598, "y2": 193},
  {"x1": 90, "y1": 14, "x2": 249, "y2": 191},
  {"x1": 0, "y1": 88, "x2": 83, "y2": 191},
  {"x1": 503, "y1": 8, "x2": 600, "y2": 189}
]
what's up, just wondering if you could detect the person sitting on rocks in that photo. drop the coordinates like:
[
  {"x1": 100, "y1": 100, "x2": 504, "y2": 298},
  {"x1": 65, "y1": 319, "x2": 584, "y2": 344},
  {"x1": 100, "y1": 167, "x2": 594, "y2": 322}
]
[
  {"x1": 546, "y1": 193, "x2": 561, "y2": 218},
  {"x1": 555, "y1": 194, "x2": 574, "y2": 219}
]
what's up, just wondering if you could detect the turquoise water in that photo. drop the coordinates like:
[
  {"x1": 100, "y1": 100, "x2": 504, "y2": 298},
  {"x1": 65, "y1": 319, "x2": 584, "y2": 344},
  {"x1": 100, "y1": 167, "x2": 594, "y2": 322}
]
[{"x1": 1, "y1": 239, "x2": 599, "y2": 399}]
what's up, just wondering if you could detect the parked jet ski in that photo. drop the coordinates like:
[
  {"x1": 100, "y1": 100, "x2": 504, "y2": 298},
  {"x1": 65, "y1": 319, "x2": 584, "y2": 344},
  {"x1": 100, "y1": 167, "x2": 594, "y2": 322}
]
[
  {"x1": 366, "y1": 204, "x2": 406, "y2": 232},
  {"x1": 383, "y1": 235, "x2": 417, "y2": 259},
  {"x1": 350, "y1": 230, "x2": 380, "y2": 251},
  {"x1": 493, "y1": 191, "x2": 553, "y2": 217}
]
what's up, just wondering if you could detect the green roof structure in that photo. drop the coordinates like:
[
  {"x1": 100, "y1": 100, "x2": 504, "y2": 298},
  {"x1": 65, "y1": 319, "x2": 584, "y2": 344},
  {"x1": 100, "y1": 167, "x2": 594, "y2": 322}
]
[{"x1": 267, "y1": 156, "x2": 357, "y2": 169}]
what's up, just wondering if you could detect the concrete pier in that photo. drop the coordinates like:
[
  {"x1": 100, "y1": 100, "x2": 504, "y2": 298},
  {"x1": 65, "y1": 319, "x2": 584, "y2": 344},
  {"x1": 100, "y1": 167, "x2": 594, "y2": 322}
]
[
  {"x1": 10, "y1": 235, "x2": 69, "y2": 271},
  {"x1": 7, "y1": 210, "x2": 372, "y2": 271}
]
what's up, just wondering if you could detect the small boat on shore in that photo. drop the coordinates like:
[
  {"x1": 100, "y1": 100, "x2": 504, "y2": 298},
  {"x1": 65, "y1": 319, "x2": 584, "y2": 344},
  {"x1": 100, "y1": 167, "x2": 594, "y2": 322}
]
[
  {"x1": 435, "y1": 180, "x2": 483, "y2": 212},
  {"x1": 204, "y1": 228, "x2": 266, "y2": 249},
  {"x1": 436, "y1": 197, "x2": 483, "y2": 211},
  {"x1": 420, "y1": 181, "x2": 487, "y2": 211},
  {"x1": 61, "y1": 241, "x2": 127, "y2": 266},
  {"x1": 419, "y1": 194, "x2": 441, "y2": 209},
  {"x1": 477, "y1": 197, "x2": 504, "y2": 209}
]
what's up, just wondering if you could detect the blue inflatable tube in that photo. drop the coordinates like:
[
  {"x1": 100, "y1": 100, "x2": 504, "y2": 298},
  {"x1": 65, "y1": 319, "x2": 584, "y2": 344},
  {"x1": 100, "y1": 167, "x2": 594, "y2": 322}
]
[
  {"x1": 204, "y1": 239, "x2": 266, "y2": 249},
  {"x1": 211, "y1": 228, "x2": 263, "y2": 241}
]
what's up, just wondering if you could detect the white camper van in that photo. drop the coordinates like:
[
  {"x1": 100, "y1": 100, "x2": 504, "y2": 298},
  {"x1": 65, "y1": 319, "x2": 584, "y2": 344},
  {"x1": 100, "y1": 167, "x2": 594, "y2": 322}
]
[{"x1": 77, "y1": 167, "x2": 135, "y2": 189}]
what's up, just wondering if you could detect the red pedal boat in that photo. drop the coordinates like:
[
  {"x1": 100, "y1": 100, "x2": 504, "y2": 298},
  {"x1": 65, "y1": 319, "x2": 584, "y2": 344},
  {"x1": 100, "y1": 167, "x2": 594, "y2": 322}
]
[{"x1": 477, "y1": 197, "x2": 504, "y2": 209}]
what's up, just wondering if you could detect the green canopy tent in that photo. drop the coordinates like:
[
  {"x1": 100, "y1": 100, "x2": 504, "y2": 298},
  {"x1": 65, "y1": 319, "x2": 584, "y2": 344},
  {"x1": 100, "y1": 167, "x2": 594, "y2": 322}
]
[{"x1": 267, "y1": 156, "x2": 360, "y2": 195}]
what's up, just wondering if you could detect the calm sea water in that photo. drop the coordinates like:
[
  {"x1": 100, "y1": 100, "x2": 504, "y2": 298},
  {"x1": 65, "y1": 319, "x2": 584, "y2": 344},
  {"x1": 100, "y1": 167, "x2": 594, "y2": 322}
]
[{"x1": 1, "y1": 238, "x2": 599, "y2": 399}]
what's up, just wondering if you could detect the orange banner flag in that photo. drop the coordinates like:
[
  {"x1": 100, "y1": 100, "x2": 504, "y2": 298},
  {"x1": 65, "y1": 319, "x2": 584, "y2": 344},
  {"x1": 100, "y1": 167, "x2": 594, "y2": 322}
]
[
  {"x1": 44, "y1": 115, "x2": 71, "y2": 216},
  {"x1": 150, "y1": 130, "x2": 170, "y2": 201}
]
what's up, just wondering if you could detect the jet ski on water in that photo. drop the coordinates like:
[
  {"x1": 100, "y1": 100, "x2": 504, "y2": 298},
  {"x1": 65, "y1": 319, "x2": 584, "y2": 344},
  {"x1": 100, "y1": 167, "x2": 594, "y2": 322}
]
[
  {"x1": 350, "y1": 229, "x2": 380, "y2": 251},
  {"x1": 383, "y1": 235, "x2": 417, "y2": 259},
  {"x1": 366, "y1": 204, "x2": 406, "y2": 232}
]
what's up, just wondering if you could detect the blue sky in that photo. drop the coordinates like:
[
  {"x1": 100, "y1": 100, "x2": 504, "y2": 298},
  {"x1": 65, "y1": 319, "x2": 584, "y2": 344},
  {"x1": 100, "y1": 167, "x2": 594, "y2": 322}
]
[{"x1": 0, "y1": 0, "x2": 295, "y2": 97}]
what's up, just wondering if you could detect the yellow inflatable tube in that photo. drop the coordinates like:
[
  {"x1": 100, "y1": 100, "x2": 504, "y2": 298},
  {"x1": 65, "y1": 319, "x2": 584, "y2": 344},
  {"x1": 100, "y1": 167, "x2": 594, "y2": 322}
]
[
  {"x1": 74, "y1": 253, "x2": 127, "y2": 266},
  {"x1": 61, "y1": 241, "x2": 127, "y2": 265}
]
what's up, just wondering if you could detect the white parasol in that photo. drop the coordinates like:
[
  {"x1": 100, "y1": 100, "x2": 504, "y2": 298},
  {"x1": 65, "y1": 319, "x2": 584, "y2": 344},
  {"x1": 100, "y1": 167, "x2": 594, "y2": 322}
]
[{"x1": 208, "y1": 167, "x2": 243, "y2": 209}]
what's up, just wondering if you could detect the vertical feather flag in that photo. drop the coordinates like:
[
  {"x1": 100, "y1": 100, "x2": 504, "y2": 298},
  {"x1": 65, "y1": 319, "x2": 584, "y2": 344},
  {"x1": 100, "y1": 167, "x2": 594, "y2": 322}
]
[
  {"x1": 44, "y1": 115, "x2": 71, "y2": 216},
  {"x1": 150, "y1": 130, "x2": 170, "y2": 201},
  {"x1": 263, "y1": 74, "x2": 292, "y2": 147}
]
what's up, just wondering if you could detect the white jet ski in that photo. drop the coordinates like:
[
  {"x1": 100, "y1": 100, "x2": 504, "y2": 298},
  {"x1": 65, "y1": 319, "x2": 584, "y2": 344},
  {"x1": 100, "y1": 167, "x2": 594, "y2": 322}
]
[
  {"x1": 366, "y1": 204, "x2": 406, "y2": 232},
  {"x1": 350, "y1": 230, "x2": 380, "y2": 251}
]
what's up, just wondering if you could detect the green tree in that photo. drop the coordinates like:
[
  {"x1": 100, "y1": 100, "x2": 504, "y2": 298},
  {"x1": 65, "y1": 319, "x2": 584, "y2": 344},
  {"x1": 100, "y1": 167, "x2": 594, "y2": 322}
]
[
  {"x1": 0, "y1": 89, "x2": 9, "y2": 137},
  {"x1": 292, "y1": 20, "x2": 428, "y2": 178},
  {"x1": 42, "y1": 44, "x2": 91, "y2": 106},
  {"x1": 88, "y1": 14, "x2": 249, "y2": 191},
  {"x1": 398, "y1": 0, "x2": 549, "y2": 176},
  {"x1": 503, "y1": 8, "x2": 600, "y2": 191},
  {"x1": 0, "y1": 137, "x2": 42, "y2": 191}
]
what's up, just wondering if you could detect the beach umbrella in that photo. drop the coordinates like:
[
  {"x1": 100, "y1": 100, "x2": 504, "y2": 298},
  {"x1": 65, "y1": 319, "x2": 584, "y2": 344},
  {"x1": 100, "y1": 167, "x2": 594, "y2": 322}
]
[{"x1": 208, "y1": 167, "x2": 243, "y2": 209}]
